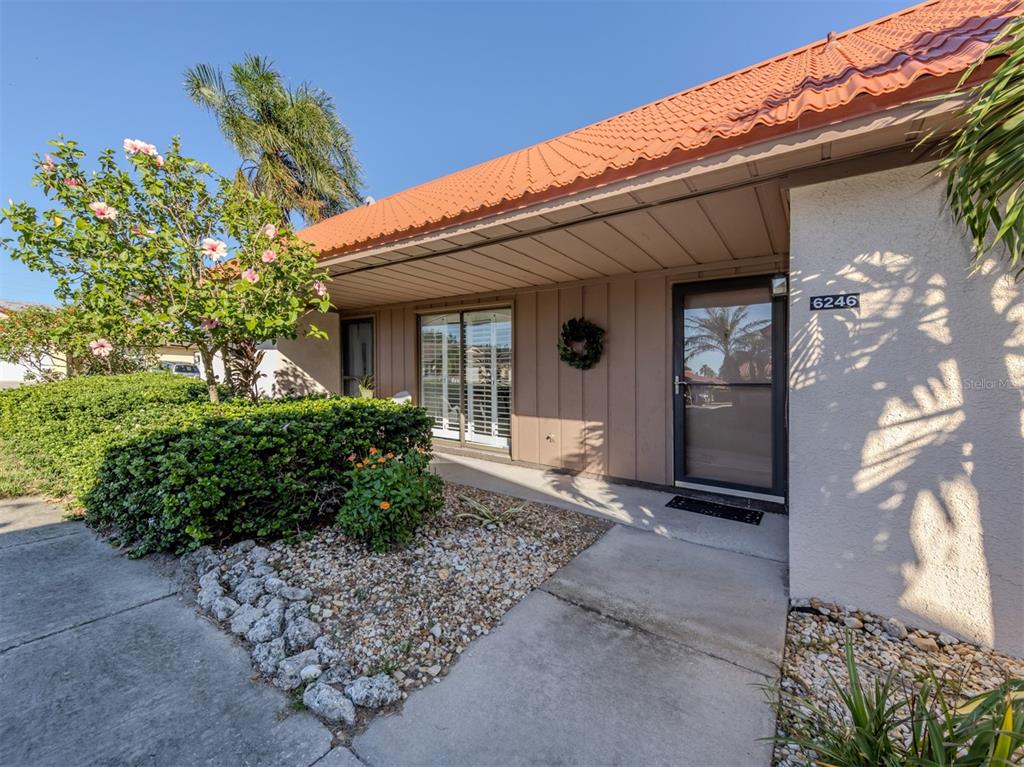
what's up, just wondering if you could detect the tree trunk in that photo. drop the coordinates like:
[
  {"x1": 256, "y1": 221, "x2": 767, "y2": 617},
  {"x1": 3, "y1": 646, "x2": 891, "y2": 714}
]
[{"x1": 198, "y1": 344, "x2": 219, "y2": 404}]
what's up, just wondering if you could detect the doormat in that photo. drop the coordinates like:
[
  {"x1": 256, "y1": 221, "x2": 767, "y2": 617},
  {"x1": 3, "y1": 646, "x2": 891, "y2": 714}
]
[{"x1": 665, "y1": 496, "x2": 763, "y2": 525}]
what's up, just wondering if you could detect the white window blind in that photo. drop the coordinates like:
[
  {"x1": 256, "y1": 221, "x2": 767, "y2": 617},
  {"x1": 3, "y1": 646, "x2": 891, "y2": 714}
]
[{"x1": 420, "y1": 308, "x2": 512, "y2": 449}]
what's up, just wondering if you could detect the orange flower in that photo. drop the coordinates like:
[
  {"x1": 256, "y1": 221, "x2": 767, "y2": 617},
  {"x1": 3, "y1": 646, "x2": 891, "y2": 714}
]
[
  {"x1": 355, "y1": 461, "x2": 364, "y2": 469},
  {"x1": 377, "y1": 457, "x2": 386, "y2": 464},
  {"x1": 386, "y1": 452, "x2": 394, "y2": 459},
  {"x1": 369, "y1": 447, "x2": 378, "y2": 455},
  {"x1": 379, "y1": 501, "x2": 391, "y2": 510}
]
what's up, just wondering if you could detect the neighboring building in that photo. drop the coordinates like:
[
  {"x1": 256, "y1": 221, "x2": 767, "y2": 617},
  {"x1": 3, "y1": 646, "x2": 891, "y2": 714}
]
[
  {"x1": 0, "y1": 301, "x2": 68, "y2": 386},
  {"x1": 288, "y1": 0, "x2": 1021, "y2": 654}
]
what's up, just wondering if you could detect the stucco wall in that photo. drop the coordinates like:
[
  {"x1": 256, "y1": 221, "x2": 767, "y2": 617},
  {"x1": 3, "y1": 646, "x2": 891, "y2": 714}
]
[
  {"x1": 788, "y1": 164, "x2": 1023, "y2": 655},
  {"x1": 213, "y1": 312, "x2": 341, "y2": 398}
]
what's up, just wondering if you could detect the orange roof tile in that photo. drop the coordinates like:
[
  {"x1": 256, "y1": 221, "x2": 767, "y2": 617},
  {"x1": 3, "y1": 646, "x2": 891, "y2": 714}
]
[{"x1": 303, "y1": 0, "x2": 1021, "y2": 257}]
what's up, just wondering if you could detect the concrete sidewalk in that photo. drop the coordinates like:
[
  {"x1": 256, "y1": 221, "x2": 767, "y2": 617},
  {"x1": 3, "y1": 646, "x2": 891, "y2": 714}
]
[
  {"x1": 0, "y1": 497, "x2": 357, "y2": 767},
  {"x1": 354, "y1": 524, "x2": 788, "y2": 766}
]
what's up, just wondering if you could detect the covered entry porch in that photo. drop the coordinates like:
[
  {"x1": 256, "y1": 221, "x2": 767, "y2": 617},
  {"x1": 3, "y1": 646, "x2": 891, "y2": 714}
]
[{"x1": 319, "y1": 104, "x2": 947, "y2": 500}]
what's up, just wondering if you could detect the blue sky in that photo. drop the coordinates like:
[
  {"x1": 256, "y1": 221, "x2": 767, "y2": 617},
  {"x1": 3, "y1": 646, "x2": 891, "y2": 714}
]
[{"x1": 1, "y1": 0, "x2": 910, "y2": 304}]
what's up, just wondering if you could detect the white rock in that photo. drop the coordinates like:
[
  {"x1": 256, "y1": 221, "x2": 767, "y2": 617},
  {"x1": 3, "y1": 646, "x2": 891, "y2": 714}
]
[
  {"x1": 248, "y1": 545, "x2": 271, "y2": 563},
  {"x1": 229, "y1": 604, "x2": 265, "y2": 636},
  {"x1": 883, "y1": 617, "x2": 908, "y2": 640},
  {"x1": 234, "y1": 577, "x2": 265, "y2": 605},
  {"x1": 228, "y1": 539, "x2": 256, "y2": 555},
  {"x1": 211, "y1": 596, "x2": 240, "y2": 622},
  {"x1": 280, "y1": 586, "x2": 313, "y2": 601},
  {"x1": 314, "y1": 636, "x2": 344, "y2": 667},
  {"x1": 302, "y1": 683, "x2": 356, "y2": 725},
  {"x1": 252, "y1": 637, "x2": 286, "y2": 675},
  {"x1": 345, "y1": 674, "x2": 402, "y2": 709},
  {"x1": 246, "y1": 612, "x2": 284, "y2": 644},
  {"x1": 938, "y1": 633, "x2": 959, "y2": 646},
  {"x1": 276, "y1": 649, "x2": 320, "y2": 690},
  {"x1": 284, "y1": 617, "x2": 321, "y2": 653},
  {"x1": 844, "y1": 617, "x2": 864, "y2": 630},
  {"x1": 263, "y1": 577, "x2": 286, "y2": 595},
  {"x1": 430, "y1": 624, "x2": 442, "y2": 638},
  {"x1": 300, "y1": 664, "x2": 323, "y2": 681}
]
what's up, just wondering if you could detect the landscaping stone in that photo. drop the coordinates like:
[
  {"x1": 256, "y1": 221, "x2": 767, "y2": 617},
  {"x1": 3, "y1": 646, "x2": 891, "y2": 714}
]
[
  {"x1": 211, "y1": 596, "x2": 240, "y2": 622},
  {"x1": 300, "y1": 664, "x2": 323, "y2": 682},
  {"x1": 302, "y1": 683, "x2": 356, "y2": 725},
  {"x1": 263, "y1": 576, "x2": 286, "y2": 595},
  {"x1": 251, "y1": 637, "x2": 286, "y2": 676},
  {"x1": 234, "y1": 577, "x2": 265, "y2": 605},
  {"x1": 345, "y1": 674, "x2": 401, "y2": 709},
  {"x1": 909, "y1": 635, "x2": 940, "y2": 653},
  {"x1": 187, "y1": 482, "x2": 606, "y2": 733},
  {"x1": 773, "y1": 602, "x2": 1024, "y2": 767},
  {"x1": 229, "y1": 604, "x2": 265, "y2": 636},
  {"x1": 276, "y1": 649, "x2": 320, "y2": 690},
  {"x1": 314, "y1": 636, "x2": 344, "y2": 667},
  {"x1": 246, "y1": 612, "x2": 283, "y2": 644},
  {"x1": 284, "y1": 616, "x2": 321, "y2": 653},
  {"x1": 228, "y1": 539, "x2": 256, "y2": 556},
  {"x1": 196, "y1": 583, "x2": 223, "y2": 612},
  {"x1": 883, "y1": 616, "x2": 908, "y2": 640}
]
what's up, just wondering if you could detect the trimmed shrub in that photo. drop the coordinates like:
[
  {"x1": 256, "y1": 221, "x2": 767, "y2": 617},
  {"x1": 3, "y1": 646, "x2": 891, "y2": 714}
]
[
  {"x1": 336, "y1": 448, "x2": 444, "y2": 551},
  {"x1": 84, "y1": 396, "x2": 434, "y2": 554},
  {"x1": 0, "y1": 373, "x2": 437, "y2": 554},
  {"x1": 0, "y1": 373, "x2": 209, "y2": 499}
]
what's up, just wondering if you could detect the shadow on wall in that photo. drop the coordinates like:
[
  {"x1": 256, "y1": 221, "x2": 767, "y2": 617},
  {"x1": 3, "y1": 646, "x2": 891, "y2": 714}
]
[
  {"x1": 789, "y1": 174, "x2": 1023, "y2": 654},
  {"x1": 269, "y1": 358, "x2": 324, "y2": 399}
]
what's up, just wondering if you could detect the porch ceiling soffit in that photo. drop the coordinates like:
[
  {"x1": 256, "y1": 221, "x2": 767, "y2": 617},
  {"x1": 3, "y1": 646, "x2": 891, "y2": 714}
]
[{"x1": 323, "y1": 99, "x2": 959, "y2": 309}]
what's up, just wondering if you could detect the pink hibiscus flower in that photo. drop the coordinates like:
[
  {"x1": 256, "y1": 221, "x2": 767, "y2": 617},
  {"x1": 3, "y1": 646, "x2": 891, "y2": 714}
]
[
  {"x1": 261, "y1": 249, "x2": 277, "y2": 263},
  {"x1": 155, "y1": 155, "x2": 164, "y2": 168},
  {"x1": 313, "y1": 280, "x2": 327, "y2": 297},
  {"x1": 123, "y1": 138, "x2": 158, "y2": 157},
  {"x1": 261, "y1": 223, "x2": 278, "y2": 239},
  {"x1": 200, "y1": 238, "x2": 228, "y2": 261},
  {"x1": 64, "y1": 178, "x2": 82, "y2": 188},
  {"x1": 42, "y1": 155, "x2": 56, "y2": 172},
  {"x1": 200, "y1": 317, "x2": 221, "y2": 330},
  {"x1": 241, "y1": 268, "x2": 260, "y2": 284},
  {"x1": 88, "y1": 201, "x2": 118, "y2": 221},
  {"x1": 89, "y1": 339, "x2": 113, "y2": 357}
]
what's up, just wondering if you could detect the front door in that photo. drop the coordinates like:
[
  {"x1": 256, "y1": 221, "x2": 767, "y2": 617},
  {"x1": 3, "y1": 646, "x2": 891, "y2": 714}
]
[{"x1": 672, "y1": 277, "x2": 787, "y2": 498}]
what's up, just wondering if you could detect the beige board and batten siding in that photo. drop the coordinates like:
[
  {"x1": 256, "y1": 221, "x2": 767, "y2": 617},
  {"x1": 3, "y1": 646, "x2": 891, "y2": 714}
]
[
  {"x1": 357, "y1": 257, "x2": 784, "y2": 486},
  {"x1": 788, "y1": 163, "x2": 1023, "y2": 656}
]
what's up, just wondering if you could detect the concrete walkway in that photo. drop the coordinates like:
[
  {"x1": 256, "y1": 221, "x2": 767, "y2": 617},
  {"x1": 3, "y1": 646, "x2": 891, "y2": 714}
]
[
  {"x1": 353, "y1": 524, "x2": 788, "y2": 766},
  {"x1": 0, "y1": 497, "x2": 357, "y2": 767},
  {"x1": 433, "y1": 452, "x2": 788, "y2": 563},
  {"x1": 2, "y1": 489, "x2": 787, "y2": 766}
]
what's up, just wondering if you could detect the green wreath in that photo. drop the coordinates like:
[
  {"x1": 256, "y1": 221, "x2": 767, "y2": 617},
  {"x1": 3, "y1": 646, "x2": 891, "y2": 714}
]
[{"x1": 558, "y1": 317, "x2": 605, "y2": 370}]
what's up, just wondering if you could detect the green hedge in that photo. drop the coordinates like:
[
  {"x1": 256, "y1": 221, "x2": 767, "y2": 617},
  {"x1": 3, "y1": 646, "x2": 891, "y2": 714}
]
[
  {"x1": 0, "y1": 373, "x2": 210, "y2": 499},
  {"x1": 0, "y1": 374, "x2": 437, "y2": 554}
]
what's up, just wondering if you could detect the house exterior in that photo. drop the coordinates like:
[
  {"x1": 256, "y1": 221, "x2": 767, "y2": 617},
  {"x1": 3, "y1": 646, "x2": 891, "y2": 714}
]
[{"x1": 287, "y1": 0, "x2": 1023, "y2": 655}]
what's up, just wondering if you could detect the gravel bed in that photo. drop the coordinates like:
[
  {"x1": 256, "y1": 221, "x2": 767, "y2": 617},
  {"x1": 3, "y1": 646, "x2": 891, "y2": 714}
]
[
  {"x1": 185, "y1": 482, "x2": 609, "y2": 737},
  {"x1": 773, "y1": 598, "x2": 1024, "y2": 766}
]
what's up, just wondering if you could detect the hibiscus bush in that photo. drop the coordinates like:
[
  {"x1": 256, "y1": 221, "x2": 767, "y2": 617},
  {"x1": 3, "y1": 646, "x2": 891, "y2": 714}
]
[
  {"x1": 0, "y1": 373, "x2": 436, "y2": 554},
  {"x1": 336, "y1": 449, "x2": 444, "y2": 551},
  {"x1": 0, "y1": 137, "x2": 332, "y2": 402}
]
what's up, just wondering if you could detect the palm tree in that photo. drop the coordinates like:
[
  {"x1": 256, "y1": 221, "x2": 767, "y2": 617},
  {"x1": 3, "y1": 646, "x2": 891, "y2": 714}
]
[
  {"x1": 936, "y1": 16, "x2": 1024, "y2": 276},
  {"x1": 685, "y1": 306, "x2": 769, "y2": 380},
  {"x1": 185, "y1": 55, "x2": 363, "y2": 222}
]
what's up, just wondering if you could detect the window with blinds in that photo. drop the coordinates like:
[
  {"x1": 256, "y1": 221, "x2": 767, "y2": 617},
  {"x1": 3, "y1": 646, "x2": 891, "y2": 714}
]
[{"x1": 420, "y1": 308, "x2": 512, "y2": 450}]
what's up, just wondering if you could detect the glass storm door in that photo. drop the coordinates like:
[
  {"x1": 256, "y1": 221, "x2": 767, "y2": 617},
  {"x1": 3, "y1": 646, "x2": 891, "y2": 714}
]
[
  {"x1": 420, "y1": 308, "x2": 512, "y2": 450},
  {"x1": 672, "y1": 279, "x2": 786, "y2": 496}
]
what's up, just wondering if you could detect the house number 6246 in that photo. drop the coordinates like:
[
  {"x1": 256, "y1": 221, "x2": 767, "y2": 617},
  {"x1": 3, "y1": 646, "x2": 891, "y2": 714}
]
[{"x1": 809, "y1": 293, "x2": 860, "y2": 311}]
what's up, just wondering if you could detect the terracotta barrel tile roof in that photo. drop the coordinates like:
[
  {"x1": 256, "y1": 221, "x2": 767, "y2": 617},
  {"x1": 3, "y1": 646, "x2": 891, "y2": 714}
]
[{"x1": 304, "y1": 0, "x2": 1021, "y2": 257}]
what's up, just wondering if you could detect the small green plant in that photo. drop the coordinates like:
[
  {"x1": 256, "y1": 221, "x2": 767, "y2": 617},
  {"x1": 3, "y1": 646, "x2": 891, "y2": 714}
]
[
  {"x1": 457, "y1": 495, "x2": 525, "y2": 527},
  {"x1": 768, "y1": 631, "x2": 1024, "y2": 766},
  {"x1": 356, "y1": 373, "x2": 374, "y2": 397},
  {"x1": 336, "y1": 448, "x2": 443, "y2": 551}
]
